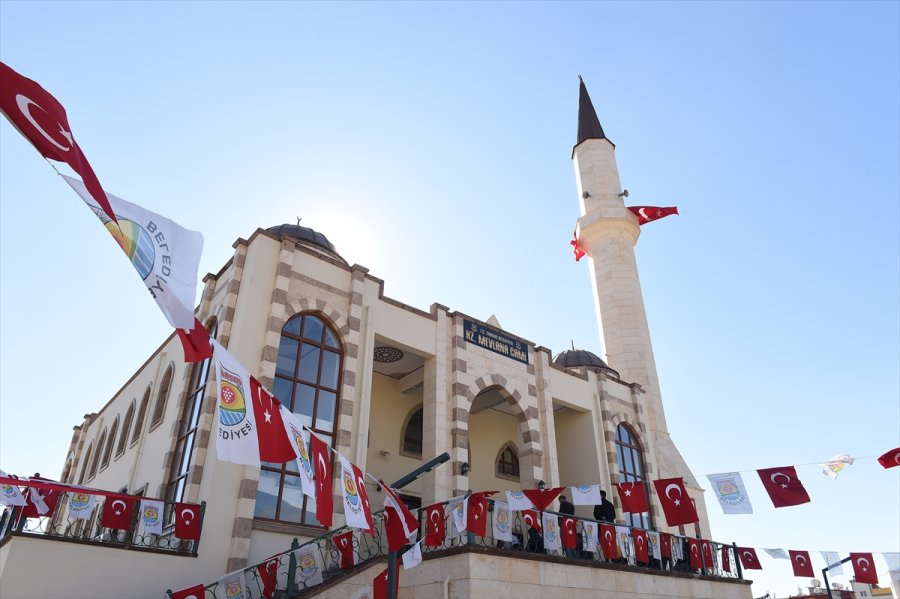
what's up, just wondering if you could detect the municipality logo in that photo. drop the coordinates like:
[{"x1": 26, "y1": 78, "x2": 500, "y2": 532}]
[
  {"x1": 293, "y1": 426, "x2": 314, "y2": 477},
  {"x1": 106, "y1": 218, "x2": 155, "y2": 280},
  {"x1": 716, "y1": 477, "x2": 744, "y2": 506},
  {"x1": 495, "y1": 509, "x2": 510, "y2": 534},
  {"x1": 70, "y1": 493, "x2": 92, "y2": 510},
  {"x1": 299, "y1": 551, "x2": 318, "y2": 577},
  {"x1": 344, "y1": 471, "x2": 361, "y2": 511},
  {"x1": 219, "y1": 367, "x2": 247, "y2": 426},
  {"x1": 142, "y1": 504, "x2": 160, "y2": 525}
]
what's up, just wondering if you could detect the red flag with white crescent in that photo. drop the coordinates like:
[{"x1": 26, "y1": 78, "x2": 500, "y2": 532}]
[
  {"x1": 373, "y1": 566, "x2": 398, "y2": 599},
  {"x1": 687, "y1": 538, "x2": 702, "y2": 569},
  {"x1": 176, "y1": 318, "x2": 212, "y2": 363},
  {"x1": 100, "y1": 495, "x2": 135, "y2": 530},
  {"x1": 0, "y1": 62, "x2": 117, "y2": 223},
  {"x1": 571, "y1": 229, "x2": 586, "y2": 261},
  {"x1": 721, "y1": 545, "x2": 731, "y2": 573},
  {"x1": 756, "y1": 466, "x2": 811, "y2": 508},
  {"x1": 380, "y1": 480, "x2": 419, "y2": 538},
  {"x1": 522, "y1": 509, "x2": 542, "y2": 533},
  {"x1": 701, "y1": 540, "x2": 714, "y2": 569},
  {"x1": 660, "y1": 533, "x2": 672, "y2": 558},
  {"x1": 333, "y1": 531, "x2": 355, "y2": 569},
  {"x1": 310, "y1": 434, "x2": 333, "y2": 527},
  {"x1": 737, "y1": 547, "x2": 763, "y2": 570},
  {"x1": 600, "y1": 524, "x2": 618, "y2": 559},
  {"x1": 652, "y1": 478, "x2": 699, "y2": 526},
  {"x1": 877, "y1": 447, "x2": 900, "y2": 469},
  {"x1": 383, "y1": 506, "x2": 409, "y2": 552},
  {"x1": 250, "y1": 377, "x2": 296, "y2": 463},
  {"x1": 22, "y1": 486, "x2": 59, "y2": 519},
  {"x1": 174, "y1": 501, "x2": 202, "y2": 540},
  {"x1": 171, "y1": 584, "x2": 206, "y2": 599},
  {"x1": 627, "y1": 206, "x2": 679, "y2": 225},
  {"x1": 522, "y1": 487, "x2": 565, "y2": 512},
  {"x1": 257, "y1": 556, "x2": 279, "y2": 599},
  {"x1": 616, "y1": 481, "x2": 650, "y2": 514},
  {"x1": 850, "y1": 552, "x2": 878, "y2": 585},
  {"x1": 466, "y1": 493, "x2": 490, "y2": 536},
  {"x1": 424, "y1": 504, "x2": 445, "y2": 547},
  {"x1": 632, "y1": 529, "x2": 650, "y2": 564},
  {"x1": 561, "y1": 517, "x2": 578, "y2": 550},
  {"x1": 789, "y1": 550, "x2": 813, "y2": 577}
]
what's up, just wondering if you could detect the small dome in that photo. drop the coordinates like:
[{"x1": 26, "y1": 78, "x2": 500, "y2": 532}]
[
  {"x1": 553, "y1": 349, "x2": 619, "y2": 377},
  {"x1": 266, "y1": 224, "x2": 344, "y2": 261}
]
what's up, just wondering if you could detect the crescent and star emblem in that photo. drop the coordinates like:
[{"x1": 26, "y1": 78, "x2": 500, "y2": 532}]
[
  {"x1": 638, "y1": 208, "x2": 650, "y2": 221},
  {"x1": 796, "y1": 555, "x2": 807, "y2": 566},
  {"x1": 604, "y1": 530, "x2": 613, "y2": 543},
  {"x1": 15, "y1": 95, "x2": 73, "y2": 152},
  {"x1": 317, "y1": 453, "x2": 328, "y2": 486},
  {"x1": 691, "y1": 545, "x2": 698, "y2": 555},
  {"x1": 770, "y1": 472, "x2": 792, "y2": 489},
  {"x1": 857, "y1": 557, "x2": 869, "y2": 570},
  {"x1": 430, "y1": 509, "x2": 441, "y2": 525},
  {"x1": 111, "y1": 499, "x2": 127, "y2": 515},
  {"x1": 743, "y1": 551, "x2": 753, "y2": 560},
  {"x1": 181, "y1": 508, "x2": 195, "y2": 524},
  {"x1": 664, "y1": 483, "x2": 683, "y2": 506},
  {"x1": 638, "y1": 536, "x2": 644, "y2": 548}
]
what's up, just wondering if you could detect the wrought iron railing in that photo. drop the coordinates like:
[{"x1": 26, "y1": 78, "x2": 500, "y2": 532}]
[{"x1": 0, "y1": 494, "x2": 205, "y2": 556}]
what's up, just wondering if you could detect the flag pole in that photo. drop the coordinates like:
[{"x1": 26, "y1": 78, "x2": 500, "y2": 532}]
[{"x1": 821, "y1": 556, "x2": 851, "y2": 598}]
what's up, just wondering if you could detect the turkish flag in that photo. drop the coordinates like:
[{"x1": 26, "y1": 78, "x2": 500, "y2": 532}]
[
  {"x1": 22, "y1": 487, "x2": 59, "y2": 519},
  {"x1": 652, "y1": 478, "x2": 699, "y2": 526},
  {"x1": 373, "y1": 566, "x2": 398, "y2": 599},
  {"x1": 310, "y1": 434, "x2": 333, "y2": 527},
  {"x1": 686, "y1": 538, "x2": 702, "y2": 569},
  {"x1": 561, "y1": 517, "x2": 578, "y2": 550},
  {"x1": 171, "y1": 584, "x2": 206, "y2": 599},
  {"x1": 851, "y1": 552, "x2": 879, "y2": 584},
  {"x1": 616, "y1": 481, "x2": 649, "y2": 514},
  {"x1": 632, "y1": 529, "x2": 650, "y2": 564},
  {"x1": 627, "y1": 206, "x2": 679, "y2": 225},
  {"x1": 522, "y1": 487, "x2": 565, "y2": 512},
  {"x1": 176, "y1": 319, "x2": 212, "y2": 363},
  {"x1": 701, "y1": 540, "x2": 714, "y2": 569},
  {"x1": 384, "y1": 506, "x2": 409, "y2": 552},
  {"x1": 257, "y1": 556, "x2": 279, "y2": 599},
  {"x1": 333, "y1": 531, "x2": 355, "y2": 569},
  {"x1": 877, "y1": 447, "x2": 900, "y2": 469},
  {"x1": 381, "y1": 481, "x2": 419, "y2": 538},
  {"x1": 756, "y1": 466, "x2": 811, "y2": 508},
  {"x1": 100, "y1": 495, "x2": 136, "y2": 530},
  {"x1": 175, "y1": 502, "x2": 202, "y2": 540},
  {"x1": 722, "y1": 545, "x2": 731, "y2": 573},
  {"x1": 789, "y1": 550, "x2": 814, "y2": 577},
  {"x1": 351, "y1": 462, "x2": 374, "y2": 536},
  {"x1": 522, "y1": 509, "x2": 542, "y2": 533},
  {"x1": 424, "y1": 505, "x2": 445, "y2": 547},
  {"x1": 466, "y1": 494, "x2": 490, "y2": 536},
  {"x1": 0, "y1": 62, "x2": 116, "y2": 223},
  {"x1": 571, "y1": 230, "x2": 586, "y2": 261},
  {"x1": 600, "y1": 524, "x2": 618, "y2": 559},
  {"x1": 737, "y1": 547, "x2": 763, "y2": 570},
  {"x1": 250, "y1": 378, "x2": 296, "y2": 463},
  {"x1": 660, "y1": 533, "x2": 672, "y2": 559}
]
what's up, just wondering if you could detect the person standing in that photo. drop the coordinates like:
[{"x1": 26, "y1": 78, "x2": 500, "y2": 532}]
[{"x1": 594, "y1": 490, "x2": 616, "y2": 523}]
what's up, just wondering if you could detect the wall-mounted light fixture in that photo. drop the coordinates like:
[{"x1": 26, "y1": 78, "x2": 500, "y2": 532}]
[
  {"x1": 538, "y1": 479, "x2": 546, "y2": 490},
  {"x1": 461, "y1": 461, "x2": 470, "y2": 476}
]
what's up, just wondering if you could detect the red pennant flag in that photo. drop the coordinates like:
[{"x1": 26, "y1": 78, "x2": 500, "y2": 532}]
[
  {"x1": 522, "y1": 509, "x2": 542, "y2": 533},
  {"x1": 627, "y1": 206, "x2": 679, "y2": 225},
  {"x1": 100, "y1": 495, "x2": 136, "y2": 530},
  {"x1": 737, "y1": 547, "x2": 763, "y2": 570},
  {"x1": 600, "y1": 523, "x2": 618, "y2": 559},
  {"x1": 789, "y1": 550, "x2": 814, "y2": 577},
  {"x1": 522, "y1": 487, "x2": 565, "y2": 512},
  {"x1": 660, "y1": 533, "x2": 672, "y2": 559},
  {"x1": 701, "y1": 540, "x2": 714, "y2": 569},
  {"x1": 466, "y1": 494, "x2": 490, "y2": 536},
  {"x1": 571, "y1": 229, "x2": 586, "y2": 261},
  {"x1": 687, "y1": 538, "x2": 702, "y2": 569},
  {"x1": 257, "y1": 556, "x2": 279, "y2": 599},
  {"x1": 249, "y1": 378, "x2": 296, "y2": 463},
  {"x1": 756, "y1": 466, "x2": 811, "y2": 508},
  {"x1": 177, "y1": 319, "x2": 212, "y2": 363},
  {"x1": 615, "y1": 481, "x2": 650, "y2": 514},
  {"x1": 174, "y1": 502, "x2": 202, "y2": 540},
  {"x1": 721, "y1": 545, "x2": 731, "y2": 573},
  {"x1": 351, "y1": 463, "x2": 374, "y2": 536},
  {"x1": 333, "y1": 531, "x2": 354, "y2": 569},
  {"x1": 561, "y1": 517, "x2": 578, "y2": 550},
  {"x1": 373, "y1": 567, "x2": 399, "y2": 599},
  {"x1": 877, "y1": 447, "x2": 900, "y2": 469},
  {"x1": 632, "y1": 529, "x2": 650, "y2": 564},
  {"x1": 424, "y1": 504, "x2": 445, "y2": 547},
  {"x1": 384, "y1": 506, "x2": 409, "y2": 552},
  {"x1": 0, "y1": 62, "x2": 117, "y2": 223},
  {"x1": 310, "y1": 435, "x2": 333, "y2": 527},
  {"x1": 652, "y1": 478, "x2": 699, "y2": 527},
  {"x1": 22, "y1": 486, "x2": 60, "y2": 519},
  {"x1": 171, "y1": 584, "x2": 206, "y2": 599},
  {"x1": 850, "y1": 552, "x2": 878, "y2": 585}
]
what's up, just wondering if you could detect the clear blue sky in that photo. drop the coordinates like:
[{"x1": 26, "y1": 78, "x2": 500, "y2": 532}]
[{"x1": 1, "y1": 2, "x2": 897, "y2": 596}]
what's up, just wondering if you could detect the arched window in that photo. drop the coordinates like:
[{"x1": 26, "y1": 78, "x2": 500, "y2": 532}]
[
  {"x1": 131, "y1": 387, "x2": 151, "y2": 445},
  {"x1": 78, "y1": 443, "x2": 93, "y2": 484},
  {"x1": 496, "y1": 443, "x2": 520, "y2": 480},
  {"x1": 117, "y1": 401, "x2": 135, "y2": 457},
  {"x1": 102, "y1": 417, "x2": 119, "y2": 468},
  {"x1": 150, "y1": 364, "x2": 174, "y2": 429},
  {"x1": 88, "y1": 429, "x2": 107, "y2": 480},
  {"x1": 165, "y1": 320, "x2": 217, "y2": 507},
  {"x1": 400, "y1": 406, "x2": 423, "y2": 458},
  {"x1": 61, "y1": 458, "x2": 73, "y2": 483},
  {"x1": 256, "y1": 313, "x2": 342, "y2": 526},
  {"x1": 615, "y1": 423, "x2": 653, "y2": 529}
]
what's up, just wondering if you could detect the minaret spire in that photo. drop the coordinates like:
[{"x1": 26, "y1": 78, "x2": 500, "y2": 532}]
[{"x1": 576, "y1": 76, "x2": 608, "y2": 147}]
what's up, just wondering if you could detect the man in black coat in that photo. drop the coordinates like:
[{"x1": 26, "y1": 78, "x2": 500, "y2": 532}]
[{"x1": 594, "y1": 490, "x2": 616, "y2": 523}]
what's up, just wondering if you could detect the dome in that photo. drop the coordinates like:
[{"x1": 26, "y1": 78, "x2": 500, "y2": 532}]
[
  {"x1": 265, "y1": 224, "x2": 344, "y2": 261},
  {"x1": 553, "y1": 349, "x2": 619, "y2": 377}
]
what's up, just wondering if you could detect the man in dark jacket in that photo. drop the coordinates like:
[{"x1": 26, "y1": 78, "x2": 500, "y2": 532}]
[{"x1": 594, "y1": 490, "x2": 616, "y2": 522}]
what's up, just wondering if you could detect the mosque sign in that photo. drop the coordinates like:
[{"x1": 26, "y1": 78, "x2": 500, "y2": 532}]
[{"x1": 463, "y1": 319, "x2": 528, "y2": 365}]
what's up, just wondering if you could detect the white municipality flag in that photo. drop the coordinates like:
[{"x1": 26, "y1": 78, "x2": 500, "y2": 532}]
[
  {"x1": 212, "y1": 341, "x2": 260, "y2": 466},
  {"x1": 402, "y1": 540, "x2": 423, "y2": 569},
  {"x1": 821, "y1": 551, "x2": 843, "y2": 575},
  {"x1": 63, "y1": 175, "x2": 203, "y2": 329},
  {"x1": 505, "y1": 490, "x2": 534, "y2": 511},
  {"x1": 649, "y1": 531, "x2": 662, "y2": 560},
  {"x1": 282, "y1": 409, "x2": 315, "y2": 498},
  {"x1": 294, "y1": 545, "x2": 325, "y2": 588},
  {"x1": 67, "y1": 492, "x2": 97, "y2": 520},
  {"x1": 542, "y1": 512, "x2": 561, "y2": 551},
  {"x1": 449, "y1": 496, "x2": 467, "y2": 535},
  {"x1": 820, "y1": 454, "x2": 854, "y2": 479},
  {"x1": 764, "y1": 548, "x2": 789, "y2": 560},
  {"x1": 706, "y1": 472, "x2": 753, "y2": 515},
  {"x1": 0, "y1": 470, "x2": 26, "y2": 507},
  {"x1": 492, "y1": 500, "x2": 514, "y2": 542},
  {"x1": 217, "y1": 570, "x2": 245, "y2": 599},
  {"x1": 338, "y1": 454, "x2": 372, "y2": 532},
  {"x1": 139, "y1": 499, "x2": 164, "y2": 534},
  {"x1": 571, "y1": 484, "x2": 602, "y2": 506},
  {"x1": 616, "y1": 525, "x2": 632, "y2": 559},
  {"x1": 583, "y1": 520, "x2": 599, "y2": 553}
]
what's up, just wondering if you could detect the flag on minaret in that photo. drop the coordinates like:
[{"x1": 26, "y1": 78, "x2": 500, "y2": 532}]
[
  {"x1": 627, "y1": 206, "x2": 679, "y2": 225},
  {"x1": 570, "y1": 229, "x2": 586, "y2": 261}
]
